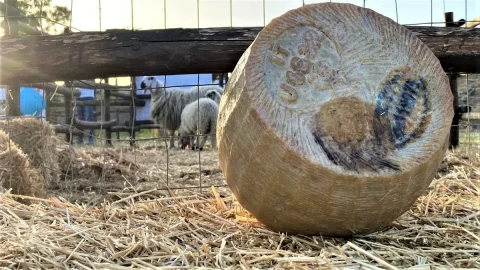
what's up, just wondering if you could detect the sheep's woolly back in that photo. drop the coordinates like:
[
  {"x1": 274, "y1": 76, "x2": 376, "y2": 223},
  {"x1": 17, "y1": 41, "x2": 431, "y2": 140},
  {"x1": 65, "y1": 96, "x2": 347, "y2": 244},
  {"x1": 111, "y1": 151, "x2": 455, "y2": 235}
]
[
  {"x1": 179, "y1": 98, "x2": 219, "y2": 137},
  {"x1": 149, "y1": 82, "x2": 223, "y2": 131}
]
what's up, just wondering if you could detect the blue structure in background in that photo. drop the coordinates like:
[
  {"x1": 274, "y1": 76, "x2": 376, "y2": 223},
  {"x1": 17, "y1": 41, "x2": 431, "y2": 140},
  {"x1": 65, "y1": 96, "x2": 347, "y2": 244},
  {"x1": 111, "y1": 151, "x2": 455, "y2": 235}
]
[
  {"x1": 0, "y1": 87, "x2": 46, "y2": 117},
  {"x1": 20, "y1": 87, "x2": 46, "y2": 116}
]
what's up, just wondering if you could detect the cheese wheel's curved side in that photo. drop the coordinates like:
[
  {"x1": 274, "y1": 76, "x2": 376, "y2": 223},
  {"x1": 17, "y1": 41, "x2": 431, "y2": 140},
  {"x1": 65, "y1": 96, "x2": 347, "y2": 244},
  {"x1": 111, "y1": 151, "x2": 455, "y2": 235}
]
[{"x1": 217, "y1": 3, "x2": 453, "y2": 236}]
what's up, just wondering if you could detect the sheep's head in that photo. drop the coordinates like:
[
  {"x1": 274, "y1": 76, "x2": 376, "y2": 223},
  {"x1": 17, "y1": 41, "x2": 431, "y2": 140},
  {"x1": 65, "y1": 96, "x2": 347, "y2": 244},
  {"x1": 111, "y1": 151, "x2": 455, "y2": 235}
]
[
  {"x1": 178, "y1": 136, "x2": 191, "y2": 150},
  {"x1": 205, "y1": 90, "x2": 222, "y2": 104},
  {"x1": 140, "y1": 76, "x2": 163, "y2": 95}
]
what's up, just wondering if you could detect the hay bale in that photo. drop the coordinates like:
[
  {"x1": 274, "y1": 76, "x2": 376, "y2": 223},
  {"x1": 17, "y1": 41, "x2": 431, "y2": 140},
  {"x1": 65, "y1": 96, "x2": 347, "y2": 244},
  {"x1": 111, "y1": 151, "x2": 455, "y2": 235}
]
[
  {"x1": 0, "y1": 130, "x2": 45, "y2": 197},
  {"x1": 217, "y1": 3, "x2": 453, "y2": 237},
  {"x1": 0, "y1": 117, "x2": 59, "y2": 188}
]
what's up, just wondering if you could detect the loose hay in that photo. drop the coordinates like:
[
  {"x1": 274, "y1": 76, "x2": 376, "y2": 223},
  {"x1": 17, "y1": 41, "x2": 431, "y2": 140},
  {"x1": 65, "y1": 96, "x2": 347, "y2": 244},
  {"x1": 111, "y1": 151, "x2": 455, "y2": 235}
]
[
  {"x1": 0, "y1": 152, "x2": 479, "y2": 269},
  {"x1": 0, "y1": 117, "x2": 59, "y2": 188},
  {"x1": 57, "y1": 145, "x2": 140, "y2": 183},
  {"x1": 0, "y1": 130, "x2": 45, "y2": 198}
]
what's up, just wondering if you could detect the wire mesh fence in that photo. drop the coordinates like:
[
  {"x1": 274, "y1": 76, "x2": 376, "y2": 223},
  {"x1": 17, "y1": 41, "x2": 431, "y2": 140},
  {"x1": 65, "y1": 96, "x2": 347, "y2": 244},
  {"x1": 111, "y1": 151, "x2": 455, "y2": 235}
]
[{"x1": 0, "y1": 0, "x2": 479, "y2": 204}]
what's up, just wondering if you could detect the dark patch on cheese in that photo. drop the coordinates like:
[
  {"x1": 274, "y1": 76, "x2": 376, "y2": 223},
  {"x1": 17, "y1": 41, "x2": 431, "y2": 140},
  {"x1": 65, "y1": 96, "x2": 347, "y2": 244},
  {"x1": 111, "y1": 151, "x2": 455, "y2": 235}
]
[
  {"x1": 375, "y1": 69, "x2": 430, "y2": 149},
  {"x1": 313, "y1": 97, "x2": 401, "y2": 174}
]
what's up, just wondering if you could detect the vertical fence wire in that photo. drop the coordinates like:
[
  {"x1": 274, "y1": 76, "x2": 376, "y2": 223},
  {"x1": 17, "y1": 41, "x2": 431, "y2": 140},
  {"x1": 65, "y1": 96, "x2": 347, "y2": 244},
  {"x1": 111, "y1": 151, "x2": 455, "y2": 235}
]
[
  {"x1": 130, "y1": 0, "x2": 138, "y2": 168},
  {"x1": 395, "y1": 0, "x2": 398, "y2": 23},
  {"x1": 67, "y1": 0, "x2": 76, "y2": 190},
  {"x1": 3, "y1": 0, "x2": 12, "y2": 175},
  {"x1": 197, "y1": 0, "x2": 203, "y2": 193},
  {"x1": 164, "y1": 0, "x2": 169, "y2": 188}
]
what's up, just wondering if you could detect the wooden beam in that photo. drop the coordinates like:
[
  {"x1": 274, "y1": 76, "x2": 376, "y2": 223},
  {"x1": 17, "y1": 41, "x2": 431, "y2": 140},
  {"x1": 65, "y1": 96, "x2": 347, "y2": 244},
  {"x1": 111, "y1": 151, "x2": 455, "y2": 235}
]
[
  {"x1": 444, "y1": 13, "x2": 460, "y2": 150},
  {"x1": 444, "y1": 12, "x2": 455, "y2": 27},
  {"x1": 461, "y1": 113, "x2": 480, "y2": 120},
  {"x1": 110, "y1": 126, "x2": 141, "y2": 132},
  {"x1": 462, "y1": 15, "x2": 480, "y2": 28},
  {"x1": 409, "y1": 26, "x2": 480, "y2": 74},
  {"x1": 73, "y1": 117, "x2": 117, "y2": 129},
  {"x1": 28, "y1": 82, "x2": 81, "y2": 97},
  {"x1": 448, "y1": 73, "x2": 459, "y2": 149},
  {"x1": 62, "y1": 27, "x2": 73, "y2": 144},
  {"x1": 49, "y1": 99, "x2": 146, "y2": 107},
  {"x1": 2, "y1": 26, "x2": 479, "y2": 84},
  {"x1": 53, "y1": 124, "x2": 83, "y2": 136},
  {"x1": 104, "y1": 78, "x2": 112, "y2": 146},
  {"x1": 129, "y1": 76, "x2": 136, "y2": 146},
  {"x1": 68, "y1": 80, "x2": 132, "y2": 99},
  {"x1": 124, "y1": 120, "x2": 155, "y2": 126},
  {"x1": 64, "y1": 92, "x2": 73, "y2": 144}
]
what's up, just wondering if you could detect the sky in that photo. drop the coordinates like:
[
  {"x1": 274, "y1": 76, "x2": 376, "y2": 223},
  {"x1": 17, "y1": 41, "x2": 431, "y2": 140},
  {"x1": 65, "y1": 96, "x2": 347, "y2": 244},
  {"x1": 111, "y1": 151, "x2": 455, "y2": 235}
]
[{"x1": 53, "y1": 0, "x2": 479, "y2": 31}]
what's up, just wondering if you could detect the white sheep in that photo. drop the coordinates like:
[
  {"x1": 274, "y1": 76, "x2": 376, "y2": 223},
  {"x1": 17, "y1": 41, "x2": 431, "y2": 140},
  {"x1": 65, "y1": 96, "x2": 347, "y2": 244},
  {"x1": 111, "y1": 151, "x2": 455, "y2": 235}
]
[
  {"x1": 140, "y1": 76, "x2": 224, "y2": 149},
  {"x1": 178, "y1": 97, "x2": 219, "y2": 151}
]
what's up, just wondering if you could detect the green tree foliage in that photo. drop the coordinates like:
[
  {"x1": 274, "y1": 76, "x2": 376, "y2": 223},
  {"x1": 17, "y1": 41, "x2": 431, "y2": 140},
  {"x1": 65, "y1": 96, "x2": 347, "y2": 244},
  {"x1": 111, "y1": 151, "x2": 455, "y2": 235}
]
[{"x1": 2, "y1": 0, "x2": 71, "y2": 34}]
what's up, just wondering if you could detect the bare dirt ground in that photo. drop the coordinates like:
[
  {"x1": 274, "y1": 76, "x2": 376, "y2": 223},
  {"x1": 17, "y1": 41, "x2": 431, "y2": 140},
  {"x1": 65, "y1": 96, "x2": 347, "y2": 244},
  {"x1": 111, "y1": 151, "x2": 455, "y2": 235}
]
[{"x1": 49, "y1": 140, "x2": 231, "y2": 206}]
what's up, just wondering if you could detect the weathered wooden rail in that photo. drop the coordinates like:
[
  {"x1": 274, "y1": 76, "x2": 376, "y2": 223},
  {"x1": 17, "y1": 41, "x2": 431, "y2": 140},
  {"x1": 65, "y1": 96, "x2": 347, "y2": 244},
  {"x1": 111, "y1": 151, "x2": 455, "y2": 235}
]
[{"x1": 1, "y1": 26, "x2": 479, "y2": 84}]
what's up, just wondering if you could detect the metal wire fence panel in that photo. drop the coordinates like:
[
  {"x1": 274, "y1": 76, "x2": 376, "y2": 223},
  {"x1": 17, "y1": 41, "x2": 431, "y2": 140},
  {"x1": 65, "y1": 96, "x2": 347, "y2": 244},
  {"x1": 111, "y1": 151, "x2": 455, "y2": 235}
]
[{"x1": 0, "y1": 0, "x2": 479, "y2": 203}]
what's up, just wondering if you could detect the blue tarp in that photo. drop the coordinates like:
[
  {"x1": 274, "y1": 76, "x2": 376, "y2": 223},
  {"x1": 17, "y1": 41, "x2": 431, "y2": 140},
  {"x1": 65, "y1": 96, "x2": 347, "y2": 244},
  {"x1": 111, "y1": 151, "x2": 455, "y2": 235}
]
[
  {"x1": 20, "y1": 87, "x2": 46, "y2": 116},
  {"x1": 0, "y1": 87, "x2": 46, "y2": 116}
]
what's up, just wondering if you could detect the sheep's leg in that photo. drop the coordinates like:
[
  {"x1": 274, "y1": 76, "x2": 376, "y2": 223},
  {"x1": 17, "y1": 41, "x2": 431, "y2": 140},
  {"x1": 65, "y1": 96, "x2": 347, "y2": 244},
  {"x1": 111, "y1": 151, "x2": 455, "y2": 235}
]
[
  {"x1": 168, "y1": 130, "x2": 175, "y2": 149},
  {"x1": 190, "y1": 135, "x2": 195, "y2": 150},
  {"x1": 211, "y1": 134, "x2": 217, "y2": 151}
]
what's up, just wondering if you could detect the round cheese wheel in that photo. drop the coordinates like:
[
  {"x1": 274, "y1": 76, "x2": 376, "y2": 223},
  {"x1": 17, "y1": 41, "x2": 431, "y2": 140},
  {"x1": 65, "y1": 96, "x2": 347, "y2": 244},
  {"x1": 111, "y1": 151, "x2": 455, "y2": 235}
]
[{"x1": 217, "y1": 3, "x2": 453, "y2": 236}]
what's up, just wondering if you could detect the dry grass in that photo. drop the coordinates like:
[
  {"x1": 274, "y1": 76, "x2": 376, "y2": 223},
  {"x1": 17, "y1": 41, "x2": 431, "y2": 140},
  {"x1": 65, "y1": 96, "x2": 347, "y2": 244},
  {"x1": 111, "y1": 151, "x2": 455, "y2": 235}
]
[
  {"x1": 0, "y1": 148, "x2": 479, "y2": 269},
  {"x1": 0, "y1": 117, "x2": 60, "y2": 188}
]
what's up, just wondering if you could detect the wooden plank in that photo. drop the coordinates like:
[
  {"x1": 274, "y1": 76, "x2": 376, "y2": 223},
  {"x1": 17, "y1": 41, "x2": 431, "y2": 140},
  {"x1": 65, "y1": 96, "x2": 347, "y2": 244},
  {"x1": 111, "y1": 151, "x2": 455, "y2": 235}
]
[
  {"x1": 2, "y1": 26, "x2": 479, "y2": 84},
  {"x1": 124, "y1": 120, "x2": 155, "y2": 126},
  {"x1": 29, "y1": 82, "x2": 81, "y2": 97},
  {"x1": 129, "y1": 76, "x2": 136, "y2": 146},
  {"x1": 448, "y1": 74, "x2": 459, "y2": 149},
  {"x1": 110, "y1": 126, "x2": 141, "y2": 132},
  {"x1": 409, "y1": 26, "x2": 480, "y2": 74},
  {"x1": 68, "y1": 80, "x2": 131, "y2": 99},
  {"x1": 460, "y1": 112, "x2": 480, "y2": 120},
  {"x1": 462, "y1": 16, "x2": 480, "y2": 28},
  {"x1": 62, "y1": 28, "x2": 73, "y2": 143},
  {"x1": 53, "y1": 125, "x2": 83, "y2": 136},
  {"x1": 104, "y1": 78, "x2": 112, "y2": 146},
  {"x1": 73, "y1": 118, "x2": 117, "y2": 129},
  {"x1": 49, "y1": 99, "x2": 146, "y2": 107},
  {"x1": 64, "y1": 93, "x2": 73, "y2": 143},
  {"x1": 445, "y1": 13, "x2": 460, "y2": 150}
]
